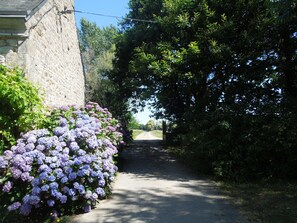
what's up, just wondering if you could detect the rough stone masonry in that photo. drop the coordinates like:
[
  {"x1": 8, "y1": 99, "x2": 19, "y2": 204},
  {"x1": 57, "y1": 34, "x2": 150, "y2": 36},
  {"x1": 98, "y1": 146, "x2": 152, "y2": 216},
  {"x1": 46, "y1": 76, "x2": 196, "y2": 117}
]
[{"x1": 0, "y1": 0, "x2": 85, "y2": 107}]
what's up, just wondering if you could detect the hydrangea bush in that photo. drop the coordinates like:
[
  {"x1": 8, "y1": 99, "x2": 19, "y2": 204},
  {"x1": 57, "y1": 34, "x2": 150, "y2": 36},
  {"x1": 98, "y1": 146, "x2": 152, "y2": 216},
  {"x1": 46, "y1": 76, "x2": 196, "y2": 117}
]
[{"x1": 0, "y1": 102, "x2": 122, "y2": 221}]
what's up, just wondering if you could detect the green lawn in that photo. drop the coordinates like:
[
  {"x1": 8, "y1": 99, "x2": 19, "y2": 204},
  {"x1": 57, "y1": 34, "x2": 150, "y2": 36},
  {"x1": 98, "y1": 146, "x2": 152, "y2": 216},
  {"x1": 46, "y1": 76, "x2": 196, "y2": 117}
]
[
  {"x1": 150, "y1": 130, "x2": 163, "y2": 139},
  {"x1": 132, "y1": 129, "x2": 144, "y2": 139}
]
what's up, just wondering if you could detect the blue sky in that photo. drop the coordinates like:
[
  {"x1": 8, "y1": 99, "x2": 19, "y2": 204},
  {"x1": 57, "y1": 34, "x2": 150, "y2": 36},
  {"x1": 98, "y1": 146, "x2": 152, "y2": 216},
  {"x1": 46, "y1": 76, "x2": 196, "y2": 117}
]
[
  {"x1": 75, "y1": 0, "x2": 130, "y2": 28},
  {"x1": 74, "y1": 0, "x2": 153, "y2": 124}
]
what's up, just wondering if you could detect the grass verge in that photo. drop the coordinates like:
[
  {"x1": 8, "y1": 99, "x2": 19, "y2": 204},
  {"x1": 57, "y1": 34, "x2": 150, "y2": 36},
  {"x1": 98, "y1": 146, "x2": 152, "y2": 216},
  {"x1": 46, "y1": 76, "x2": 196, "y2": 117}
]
[
  {"x1": 150, "y1": 130, "x2": 163, "y2": 139},
  {"x1": 167, "y1": 146, "x2": 297, "y2": 223},
  {"x1": 132, "y1": 129, "x2": 144, "y2": 139},
  {"x1": 219, "y1": 181, "x2": 297, "y2": 223}
]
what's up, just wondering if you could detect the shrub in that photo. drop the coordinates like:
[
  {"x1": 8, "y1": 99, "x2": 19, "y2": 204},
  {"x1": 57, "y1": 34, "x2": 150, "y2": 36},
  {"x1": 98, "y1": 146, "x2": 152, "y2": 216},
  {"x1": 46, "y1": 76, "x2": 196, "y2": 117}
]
[
  {"x1": 0, "y1": 65, "x2": 45, "y2": 153},
  {"x1": 0, "y1": 102, "x2": 122, "y2": 222},
  {"x1": 177, "y1": 110, "x2": 297, "y2": 182}
]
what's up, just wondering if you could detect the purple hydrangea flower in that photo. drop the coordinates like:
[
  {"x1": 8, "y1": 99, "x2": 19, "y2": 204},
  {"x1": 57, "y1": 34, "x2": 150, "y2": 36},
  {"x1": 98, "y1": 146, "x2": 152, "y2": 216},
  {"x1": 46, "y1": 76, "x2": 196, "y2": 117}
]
[
  {"x1": 31, "y1": 178, "x2": 40, "y2": 187},
  {"x1": 21, "y1": 172, "x2": 33, "y2": 182},
  {"x1": 36, "y1": 129, "x2": 50, "y2": 137},
  {"x1": 61, "y1": 176, "x2": 68, "y2": 184},
  {"x1": 50, "y1": 163, "x2": 58, "y2": 168},
  {"x1": 68, "y1": 172, "x2": 77, "y2": 181},
  {"x1": 47, "y1": 200, "x2": 55, "y2": 207},
  {"x1": 1, "y1": 102, "x2": 122, "y2": 216},
  {"x1": 47, "y1": 175, "x2": 56, "y2": 182},
  {"x1": 56, "y1": 172, "x2": 65, "y2": 179},
  {"x1": 76, "y1": 120, "x2": 84, "y2": 128},
  {"x1": 77, "y1": 170, "x2": 84, "y2": 177},
  {"x1": 73, "y1": 182, "x2": 80, "y2": 189},
  {"x1": 50, "y1": 182, "x2": 59, "y2": 190},
  {"x1": 74, "y1": 157, "x2": 83, "y2": 165},
  {"x1": 39, "y1": 164, "x2": 51, "y2": 173},
  {"x1": 68, "y1": 188, "x2": 76, "y2": 197},
  {"x1": 54, "y1": 168, "x2": 63, "y2": 175},
  {"x1": 84, "y1": 204, "x2": 91, "y2": 213},
  {"x1": 51, "y1": 150, "x2": 59, "y2": 156},
  {"x1": 7, "y1": 202, "x2": 21, "y2": 211},
  {"x1": 51, "y1": 190, "x2": 60, "y2": 198},
  {"x1": 54, "y1": 127, "x2": 68, "y2": 136},
  {"x1": 39, "y1": 172, "x2": 48, "y2": 180},
  {"x1": 91, "y1": 193, "x2": 98, "y2": 200},
  {"x1": 84, "y1": 190, "x2": 92, "y2": 199},
  {"x1": 63, "y1": 148, "x2": 69, "y2": 154},
  {"x1": 32, "y1": 187, "x2": 41, "y2": 195},
  {"x1": 10, "y1": 167, "x2": 22, "y2": 179},
  {"x1": 96, "y1": 188, "x2": 106, "y2": 197},
  {"x1": 65, "y1": 167, "x2": 73, "y2": 174},
  {"x1": 0, "y1": 156, "x2": 8, "y2": 168},
  {"x1": 77, "y1": 149, "x2": 86, "y2": 156},
  {"x1": 78, "y1": 185, "x2": 85, "y2": 195},
  {"x1": 27, "y1": 136, "x2": 37, "y2": 144},
  {"x1": 2, "y1": 181, "x2": 13, "y2": 192},
  {"x1": 69, "y1": 142, "x2": 79, "y2": 151},
  {"x1": 59, "y1": 195, "x2": 67, "y2": 204},
  {"x1": 59, "y1": 118, "x2": 68, "y2": 127},
  {"x1": 29, "y1": 195, "x2": 40, "y2": 205},
  {"x1": 4, "y1": 150, "x2": 13, "y2": 158},
  {"x1": 20, "y1": 203, "x2": 32, "y2": 215},
  {"x1": 41, "y1": 185, "x2": 50, "y2": 191},
  {"x1": 86, "y1": 136, "x2": 98, "y2": 149},
  {"x1": 37, "y1": 137, "x2": 47, "y2": 145},
  {"x1": 25, "y1": 143, "x2": 35, "y2": 151},
  {"x1": 36, "y1": 145, "x2": 46, "y2": 152}
]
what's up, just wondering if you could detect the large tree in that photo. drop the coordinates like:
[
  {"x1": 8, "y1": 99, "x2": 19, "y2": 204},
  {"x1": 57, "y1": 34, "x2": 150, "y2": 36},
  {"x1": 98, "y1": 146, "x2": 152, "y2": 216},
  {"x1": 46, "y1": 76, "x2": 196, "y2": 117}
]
[
  {"x1": 79, "y1": 18, "x2": 132, "y2": 123},
  {"x1": 112, "y1": 0, "x2": 297, "y2": 180},
  {"x1": 79, "y1": 18, "x2": 118, "y2": 106},
  {"x1": 114, "y1": 0, "x2": 296, "y2": 118}
]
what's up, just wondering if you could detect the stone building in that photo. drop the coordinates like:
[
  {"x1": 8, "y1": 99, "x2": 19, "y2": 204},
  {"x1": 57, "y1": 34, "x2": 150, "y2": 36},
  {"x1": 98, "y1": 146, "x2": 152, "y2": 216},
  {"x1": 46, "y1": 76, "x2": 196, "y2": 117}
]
[{"x1": 0, "y1": 0, "x2": 85, "y2": 107}]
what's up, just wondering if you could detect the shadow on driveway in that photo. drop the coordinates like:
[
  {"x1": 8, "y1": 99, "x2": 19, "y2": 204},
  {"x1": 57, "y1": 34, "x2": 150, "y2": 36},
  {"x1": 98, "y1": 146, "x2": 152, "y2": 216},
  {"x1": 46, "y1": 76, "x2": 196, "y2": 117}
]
[{"x1": 71, "y1": 140, "x2": 248, "y2": 223}]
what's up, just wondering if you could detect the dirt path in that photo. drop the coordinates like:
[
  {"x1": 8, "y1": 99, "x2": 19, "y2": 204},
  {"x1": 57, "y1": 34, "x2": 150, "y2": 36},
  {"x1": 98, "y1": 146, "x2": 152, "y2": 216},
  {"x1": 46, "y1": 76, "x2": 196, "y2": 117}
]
[
  {"x1": 135, "y1": 131, "x2": 161, "y2": 140},
  {"x1": 71, "y1": 139, "x2": 248, "y2": 223}
]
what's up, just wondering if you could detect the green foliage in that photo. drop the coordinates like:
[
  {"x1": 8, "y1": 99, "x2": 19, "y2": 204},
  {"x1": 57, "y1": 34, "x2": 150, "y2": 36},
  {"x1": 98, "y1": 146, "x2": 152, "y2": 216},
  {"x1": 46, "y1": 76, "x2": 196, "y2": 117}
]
[
  {"x1": 128, "y1": 116, "x2": 141, "y2": 129},
  {"x1": 0, "y1": 65, "x2": 46, "y2": 153},
  {"x1": 178, "y1": 111, "x2": 297, "y2": 181},
  {"x1": 132, "y1": 129, "x2": 144, "y2": 139},
  {"x1": 79, "y1": 18, "x2": 119, "y2": 106},
  {"x1": 0, "y1": 102, "x2": 122, "y2": 223},
  {"x1": 79, "y1": 18, "x2": 134, "y2": 144},
  {"x1": 114, "y1": 0, "x2": 297, "y2": 181},
  {"x1": 145, "y1": 120, "x2": 155, "y2": 131}
]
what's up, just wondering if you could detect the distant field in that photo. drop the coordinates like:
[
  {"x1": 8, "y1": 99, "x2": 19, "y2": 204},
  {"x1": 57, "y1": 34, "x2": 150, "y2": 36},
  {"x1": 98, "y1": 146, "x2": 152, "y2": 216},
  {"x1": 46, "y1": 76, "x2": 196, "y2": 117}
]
[
  {"x1": 132, "y1": 129, "x2": 144, "y2": 139},
  {"x1": 150, "y1": 130, "x2": 163, "y2": 139}
]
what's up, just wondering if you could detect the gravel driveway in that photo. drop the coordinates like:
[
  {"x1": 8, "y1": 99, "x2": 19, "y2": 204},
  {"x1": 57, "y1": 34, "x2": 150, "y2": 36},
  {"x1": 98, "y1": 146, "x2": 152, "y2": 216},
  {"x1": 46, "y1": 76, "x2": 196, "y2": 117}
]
[
  {"x1": 135, "y1": 131, "x2": 161, "y2": 140},
  {"x1": 71, "y1": 135, "x2": 248, "y2": 223}
]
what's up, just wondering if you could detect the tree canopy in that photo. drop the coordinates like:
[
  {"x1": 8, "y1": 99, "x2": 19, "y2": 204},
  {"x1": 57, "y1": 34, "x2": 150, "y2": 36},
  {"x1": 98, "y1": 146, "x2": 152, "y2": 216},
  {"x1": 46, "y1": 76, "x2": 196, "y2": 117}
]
[{"x1": 110, "y1": 0, "x2": 297, "y2": 180}]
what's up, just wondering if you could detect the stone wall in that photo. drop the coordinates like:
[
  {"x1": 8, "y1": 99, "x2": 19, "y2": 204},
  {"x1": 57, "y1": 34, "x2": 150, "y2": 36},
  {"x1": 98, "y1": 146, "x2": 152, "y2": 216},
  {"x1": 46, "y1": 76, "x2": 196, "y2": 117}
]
[
  {"x1": 0, "y1": 0, "x2": 85, "y2": 107},
  {"x1": 0, "y1": 37, "x2": 27, "y2": 68}
]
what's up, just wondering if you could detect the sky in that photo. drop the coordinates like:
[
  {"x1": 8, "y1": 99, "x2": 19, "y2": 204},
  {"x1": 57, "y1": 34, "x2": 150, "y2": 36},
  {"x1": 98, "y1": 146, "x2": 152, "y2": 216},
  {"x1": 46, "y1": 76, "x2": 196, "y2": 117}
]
[
  {"x1": 74, "y1": 0, "x2": 130, "y2": 28},
  {"x1": 74, "y1": 0, "x2": 153, "y2": 125}
]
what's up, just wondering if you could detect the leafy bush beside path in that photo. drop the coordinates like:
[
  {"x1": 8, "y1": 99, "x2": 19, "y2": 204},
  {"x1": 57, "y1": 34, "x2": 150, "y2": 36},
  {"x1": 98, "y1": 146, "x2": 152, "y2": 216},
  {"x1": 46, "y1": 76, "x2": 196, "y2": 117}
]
[
  {"x1": 0, "y1": 65, "x2": 45, "y2": 153},
  {"x1": 0, "y1": 100, "x2": 123, "y2": 221}
]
